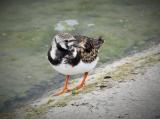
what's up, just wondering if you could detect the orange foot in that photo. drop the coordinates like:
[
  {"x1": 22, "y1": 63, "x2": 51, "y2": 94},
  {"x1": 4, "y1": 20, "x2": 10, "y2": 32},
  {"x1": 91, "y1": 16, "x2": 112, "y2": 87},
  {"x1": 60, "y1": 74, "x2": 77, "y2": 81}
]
[
  {"x1": 54, "y1": 75, "x2": 70, "y2": 96},
  {"x1": 75, "y1": 83, "x2": 85, "y2": 90},
  {"x1": 74, "y1": 72, "x2": 88, "y2": 90},
  {"x1": 54, "y1": 88, "x2": 70, "y2": 96}
]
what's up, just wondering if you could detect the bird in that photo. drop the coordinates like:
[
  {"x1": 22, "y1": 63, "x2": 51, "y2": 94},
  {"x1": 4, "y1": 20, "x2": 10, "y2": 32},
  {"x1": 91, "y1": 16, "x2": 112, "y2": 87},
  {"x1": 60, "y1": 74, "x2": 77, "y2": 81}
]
[{"x1": 48, "y1": 32, "x2": 104, "y2": 96}]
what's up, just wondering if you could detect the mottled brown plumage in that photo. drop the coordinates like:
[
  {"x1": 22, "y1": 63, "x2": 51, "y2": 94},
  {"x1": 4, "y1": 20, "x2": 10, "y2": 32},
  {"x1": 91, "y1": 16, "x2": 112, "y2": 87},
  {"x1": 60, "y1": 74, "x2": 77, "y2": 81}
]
[{"x1": 74, "y1": 35, "x2": 104, "y2": 63}]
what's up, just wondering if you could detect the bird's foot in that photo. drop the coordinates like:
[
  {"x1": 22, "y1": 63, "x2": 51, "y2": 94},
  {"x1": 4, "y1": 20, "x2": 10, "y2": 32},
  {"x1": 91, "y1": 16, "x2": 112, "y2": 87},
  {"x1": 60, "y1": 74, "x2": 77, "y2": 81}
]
[
  {"x1": 75, "y1": 83, "x2": 85, "y2": 90},
  {"x1": 70, "y1": 83, "x2": 85, "y2": 95},
  {"x1": 53, "y1": 88, "x2": 70, "y2": 96}
]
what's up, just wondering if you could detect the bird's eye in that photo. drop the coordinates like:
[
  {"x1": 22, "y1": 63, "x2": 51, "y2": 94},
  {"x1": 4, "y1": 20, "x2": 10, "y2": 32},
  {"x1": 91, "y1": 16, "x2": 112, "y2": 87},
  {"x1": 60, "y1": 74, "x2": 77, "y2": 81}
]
[{"x1": 65, "y1": 40, "x2": 68, "y2": 43}]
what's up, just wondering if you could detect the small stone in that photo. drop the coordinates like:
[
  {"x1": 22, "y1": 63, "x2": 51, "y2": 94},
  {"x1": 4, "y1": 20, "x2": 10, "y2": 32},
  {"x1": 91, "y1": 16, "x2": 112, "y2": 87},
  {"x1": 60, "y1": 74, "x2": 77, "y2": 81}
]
[
  {"x1": 131, "y1": 78, "x2": 135, "y2": 81},
  {"x1": 100, "y1": 85, "x2": 107, "y2": 89},
  {"x1": 104, "y1": 76, "x2": 112, "y2": 79}
]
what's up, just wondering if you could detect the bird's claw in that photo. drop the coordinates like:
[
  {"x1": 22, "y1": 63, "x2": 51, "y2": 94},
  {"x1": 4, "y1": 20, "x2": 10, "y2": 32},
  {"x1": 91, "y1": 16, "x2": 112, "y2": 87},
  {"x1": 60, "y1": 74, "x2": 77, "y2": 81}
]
[{"x1": 53, "y1": 88, "x2": 70, "y2": 96}]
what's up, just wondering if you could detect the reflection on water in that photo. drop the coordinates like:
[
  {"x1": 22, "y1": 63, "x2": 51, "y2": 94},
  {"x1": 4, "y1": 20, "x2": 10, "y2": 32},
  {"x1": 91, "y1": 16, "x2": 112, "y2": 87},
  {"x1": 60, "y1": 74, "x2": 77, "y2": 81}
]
[
  {"x1": 55, "y1": 19, "x2": 79, "y2": 31},
  {"x1": 0, "y1": 0, "x2": 160, "y2": 111}
]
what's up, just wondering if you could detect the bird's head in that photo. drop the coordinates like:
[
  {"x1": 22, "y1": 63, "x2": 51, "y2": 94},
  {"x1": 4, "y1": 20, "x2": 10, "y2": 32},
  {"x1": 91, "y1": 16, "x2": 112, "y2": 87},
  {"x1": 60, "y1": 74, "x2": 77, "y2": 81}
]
[
  {"x1": 93, "y1": 36, "x2": 104, "y2": 49},
  {"x1": 52, "y1": 33, "x2": 78, "y2": 51}
]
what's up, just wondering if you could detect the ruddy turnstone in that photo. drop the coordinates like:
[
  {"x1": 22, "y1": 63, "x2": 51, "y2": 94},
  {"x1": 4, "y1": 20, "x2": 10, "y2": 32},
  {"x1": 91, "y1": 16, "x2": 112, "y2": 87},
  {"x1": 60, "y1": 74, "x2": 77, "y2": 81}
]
[{"x1": 48, "y1": 32, "x2": 104, "y2": 96}]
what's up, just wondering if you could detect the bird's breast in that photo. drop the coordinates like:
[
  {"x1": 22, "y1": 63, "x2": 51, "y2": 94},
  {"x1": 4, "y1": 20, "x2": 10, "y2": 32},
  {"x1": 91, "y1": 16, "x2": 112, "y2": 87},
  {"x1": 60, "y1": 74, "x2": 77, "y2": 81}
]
[{"x1": 52, "y1": 57, "x2": 99, "y2": 75}]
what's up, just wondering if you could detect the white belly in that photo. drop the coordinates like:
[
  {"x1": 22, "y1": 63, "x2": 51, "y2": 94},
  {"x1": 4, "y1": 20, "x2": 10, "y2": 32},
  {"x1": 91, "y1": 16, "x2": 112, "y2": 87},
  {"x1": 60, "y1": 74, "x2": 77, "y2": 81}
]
[{"x1": 52, "y1": 57, "x2": 99, "y2": 75}]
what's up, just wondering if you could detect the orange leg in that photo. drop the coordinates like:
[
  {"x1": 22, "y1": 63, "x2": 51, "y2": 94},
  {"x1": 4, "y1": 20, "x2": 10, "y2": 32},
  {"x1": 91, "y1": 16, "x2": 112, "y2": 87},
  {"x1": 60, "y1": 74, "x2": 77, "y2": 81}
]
[
  {"x1": 54, "y1": 75, "x2": 70, "y2": 96},
  {"x1": 75, "y1": 72, "x2": 88, "y2": 90}
]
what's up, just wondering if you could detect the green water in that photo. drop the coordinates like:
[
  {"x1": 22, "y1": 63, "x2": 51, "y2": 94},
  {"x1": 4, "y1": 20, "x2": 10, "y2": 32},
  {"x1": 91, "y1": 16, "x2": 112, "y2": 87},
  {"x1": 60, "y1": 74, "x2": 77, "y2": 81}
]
[{"x1": 0, "y1": 0, "x2": 160, "y2": 111}]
